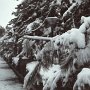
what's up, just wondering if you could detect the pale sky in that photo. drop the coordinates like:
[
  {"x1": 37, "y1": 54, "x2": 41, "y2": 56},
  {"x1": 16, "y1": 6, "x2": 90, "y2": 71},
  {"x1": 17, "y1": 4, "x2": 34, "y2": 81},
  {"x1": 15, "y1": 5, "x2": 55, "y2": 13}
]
[{"x1": 0, "y1": 0, "x2": 22, "y2": 28}]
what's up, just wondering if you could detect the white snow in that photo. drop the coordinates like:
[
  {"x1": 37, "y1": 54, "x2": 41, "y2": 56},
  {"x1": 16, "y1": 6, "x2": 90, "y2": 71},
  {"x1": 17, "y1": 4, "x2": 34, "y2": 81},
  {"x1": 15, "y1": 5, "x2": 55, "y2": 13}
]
[
  {"x1": 51, "y1": 0, "x2": 62, "y2": 5},
  {"x1": 50, "y1": 71, "x2": 61, "y2": 90},
  {"x1": 25, "y1": 22, "x2": 34, "y2": 33},
  {"x1": 56, "y1": 0, "x2": 62, "y2": 5},
  {"x1": 23, "y1": 61, "x2": 39, "y2": 88},
  {"x1": 23, "y1": 60, "x2": 60, "y2": 90},
  {"x1": 12, "y1": 57, "x2": 19, "y2": 66},
  {"x1": 63, "y1": 3, "x2": 77, "y2": 18},
  {"x1": 39, "y1": 64, "x2": 60, "y2": 90},
  {"x1": 25, "y1": 20, "x2": 40, "y2": 33},
  {"x1": 54, "y1": 29, "x2": 85, "y2": 49},
  {"x1": 43, "y1": 27, "x2": 51, "y2": 36},
  {"x1": 75, "y1": 45, "x2": 90, "y2": 67},
  {"x1": 81, "y1": 16, "x2": 90, "y2": 24},
  {"x1": 80, "y1": 16, "x2": 90, "y2": 33},
  {"x1": 54, "y1": 16, "x2": 90, "y2": 49},
  {"x1": 24, "y1": 35, "x2": 52, "y2": 41},
  {"x1": 73, "y1": 68, "x2": 90, "y2": 90},
  {"x1": 69, "y1": 0, "x2": 83, "y2": 4},
  {"x1": 69, "y1": 28, "x2": 85, "y2": 48},
  {"x1": 7, "y1": 37, "x2": 15, "y2": 43},
  {"x1": 35, "y1": 48, "x2": 44, "y2": 60}
]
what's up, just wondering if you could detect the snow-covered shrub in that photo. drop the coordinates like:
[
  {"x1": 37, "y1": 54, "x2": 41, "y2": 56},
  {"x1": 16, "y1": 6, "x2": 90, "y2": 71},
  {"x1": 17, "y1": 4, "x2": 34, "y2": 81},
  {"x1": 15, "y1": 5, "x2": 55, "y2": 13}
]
[{"x1": 73, "y1": 68, "x2": 90, "y2": 90}]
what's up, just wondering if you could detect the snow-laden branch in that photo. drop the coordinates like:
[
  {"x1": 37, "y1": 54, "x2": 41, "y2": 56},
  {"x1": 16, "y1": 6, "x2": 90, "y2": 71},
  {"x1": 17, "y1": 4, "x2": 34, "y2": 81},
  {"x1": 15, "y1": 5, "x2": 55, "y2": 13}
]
[
  {"x1": 23, "y1": 61, "x2": 39, "y2": 88},
  {"x1": 63, "y1": 3, "x2": 77, "y2": 18},
  {"x1": 54, "y1": 28, "x2": 85, "y2": 49},
  {"x1": 63, "y1": 0, "x2": 84, "y2": 18},
  {"x1": 39, "y1": 64, "x2": 60, "y2": 90},
  {"x1": 54, "y1": 16, "x2": 90, "y2": 49},
  {"x1": 25, "y1": 19, "x2": 41, "y2": 34},
  {"x1": 23, "y1": 61, "x2": 60, "y2": 90},
  {"x1": 50, "y1": 71, "x2": 61, "y2": 90},
  {"x1": 23, "y1": 35, "x2": 52, "y2": 41}
]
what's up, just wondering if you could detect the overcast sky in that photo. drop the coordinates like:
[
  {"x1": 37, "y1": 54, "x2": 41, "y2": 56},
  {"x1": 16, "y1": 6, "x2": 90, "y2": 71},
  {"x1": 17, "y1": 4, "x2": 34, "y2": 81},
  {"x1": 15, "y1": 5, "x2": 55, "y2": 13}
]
[{"x1": 0, "y1": 0, "x2": 22, "y2": 28}]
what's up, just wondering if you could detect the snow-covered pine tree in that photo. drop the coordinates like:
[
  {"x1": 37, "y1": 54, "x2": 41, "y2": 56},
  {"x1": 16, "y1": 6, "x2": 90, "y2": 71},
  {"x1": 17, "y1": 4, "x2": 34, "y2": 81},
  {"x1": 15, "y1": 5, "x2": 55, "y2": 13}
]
[{"x1": 1, "y1": 0, "x2": 90, "y2": 90}]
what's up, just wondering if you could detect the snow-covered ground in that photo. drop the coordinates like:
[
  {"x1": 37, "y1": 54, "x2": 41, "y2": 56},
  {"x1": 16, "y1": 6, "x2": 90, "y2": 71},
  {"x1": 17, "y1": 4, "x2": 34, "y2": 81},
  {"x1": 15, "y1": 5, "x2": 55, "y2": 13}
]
[{"x1": 0, "y1": 57, "x2": 26, "y2": 90}]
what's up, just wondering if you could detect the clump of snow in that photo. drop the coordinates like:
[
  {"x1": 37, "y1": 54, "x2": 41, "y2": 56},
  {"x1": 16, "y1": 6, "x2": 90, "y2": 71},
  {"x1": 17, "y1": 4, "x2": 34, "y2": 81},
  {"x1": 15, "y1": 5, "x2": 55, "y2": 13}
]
[
  {"x1": 43, "y1": 27, "x2": 51, "y2": 36},
  {"x1": 69, "y1": 0, "x2": 83, "y2": 5},
  {"x1": 54, "y1": 28, "x2": 85, "y2": 49},
  {"x1": 25, "y1": 20, "x2": 40, "y2": 33},
  {"x1": 80, "y1": 16, "x2": 90, "y2": 33},
  {"x1": 39, "y1": 64, "x2": 60, "y2": 90},
  {"x1": 81, "y1": 16, "x2": 90, "y2": 24},
  {"x1": 23, "y1": 61, "x2": 60, "y2": 90},
  {"x1": 69, "y1": 28, "x2": 85, "y2": 48},
  {"x1": 56, "y1": 0, "x2": 62, "y2": 5},
  {"x1": 35, "y1": 48, "x2": 44, "y2": 60},
  {"x1": 12, "y1": 57, "x2": 19, "y2": 66},
  {"x1": 23, "y1": 61, "x2": 39, "y2": 88},
  {"x1": 25, "y1": 22, "x2": 34, "y2": 33},
  {"x1": 50, "y1": 0, "x2": 62, "y2": 6},
  {"x1": 7, "y1": 37, "x2": 15, "y2": 43},
  {"x1": 60, "y1": 32, "x2": 70, "y2": 46},
  {"x1": 73, "y1": 68, "x2": 90, "y2": 90},
  {"x1": 54, "y1": 32, "x2": 71, "y2": 49}
]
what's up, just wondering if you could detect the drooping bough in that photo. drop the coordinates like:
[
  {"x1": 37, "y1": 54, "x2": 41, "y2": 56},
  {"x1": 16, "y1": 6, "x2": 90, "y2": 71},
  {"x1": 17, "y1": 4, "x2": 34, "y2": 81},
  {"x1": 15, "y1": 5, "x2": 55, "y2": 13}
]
[{"x1": 53, "y1": 16, "x2": 90, "y2": 87}]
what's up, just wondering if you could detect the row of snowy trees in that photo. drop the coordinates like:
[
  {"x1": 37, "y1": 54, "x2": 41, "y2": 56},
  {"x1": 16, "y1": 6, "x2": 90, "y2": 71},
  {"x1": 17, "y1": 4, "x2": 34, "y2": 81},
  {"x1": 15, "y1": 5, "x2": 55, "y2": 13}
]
[{"x1": 0, "y1": 0, "x2": 90, "y2": 90}]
